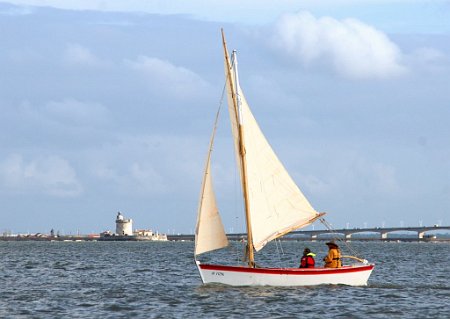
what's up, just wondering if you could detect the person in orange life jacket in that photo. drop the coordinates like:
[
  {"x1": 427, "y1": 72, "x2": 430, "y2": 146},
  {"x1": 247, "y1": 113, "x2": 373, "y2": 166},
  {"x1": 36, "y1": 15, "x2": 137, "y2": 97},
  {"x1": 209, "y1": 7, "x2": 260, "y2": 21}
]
[
  {"x1": 299, "y1": 248, "x2": 316, "y2": 268},
  {"x1": 323, "y1": 241, "x2": 342, "y2": 268}
]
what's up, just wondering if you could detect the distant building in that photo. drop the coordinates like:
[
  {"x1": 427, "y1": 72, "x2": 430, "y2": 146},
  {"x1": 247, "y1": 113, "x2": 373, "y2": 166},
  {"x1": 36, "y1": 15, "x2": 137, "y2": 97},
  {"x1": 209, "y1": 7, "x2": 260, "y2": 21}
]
[
  {"x1": 116, "y1": 212, "x2": 133, "y2": 236},
  {"x1": 99, "y1": 212, "x2": 168, "y2": 241},
  {"x1": 134, "y1": 229, "x2": 168, "y2": 241},
  {"x1": 134, "y1": 229, "x2": 153, "y2": 237}
]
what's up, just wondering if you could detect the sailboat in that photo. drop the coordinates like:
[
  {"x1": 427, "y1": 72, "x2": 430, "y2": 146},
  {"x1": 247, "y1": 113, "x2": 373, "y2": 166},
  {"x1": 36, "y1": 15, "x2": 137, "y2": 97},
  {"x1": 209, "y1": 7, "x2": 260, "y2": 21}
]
[{"x1": 194, "y1": 30, "x2": 374, "y2": 286}]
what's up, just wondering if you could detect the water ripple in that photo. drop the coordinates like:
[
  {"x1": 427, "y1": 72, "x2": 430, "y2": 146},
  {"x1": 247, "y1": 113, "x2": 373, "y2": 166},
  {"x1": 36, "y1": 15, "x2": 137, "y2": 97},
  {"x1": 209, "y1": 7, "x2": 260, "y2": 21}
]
[{"x1": 0, "y1": 241, "x2": 449, "y2": 318}]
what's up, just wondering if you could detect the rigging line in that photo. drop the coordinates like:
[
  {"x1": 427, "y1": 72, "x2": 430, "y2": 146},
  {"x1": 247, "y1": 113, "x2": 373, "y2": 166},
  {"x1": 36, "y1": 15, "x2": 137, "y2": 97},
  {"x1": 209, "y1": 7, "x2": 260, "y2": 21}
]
[
  {"x1": 224, "y1": 239, "x2": 246, "y2": 265},
  {"x1": 194, "y1": 79, "x2": 228, "y2": 260},
  {"x1": 319, "y1": 218, "x2": 355, "y2": 254},
  {"x1": 279, "y1": 239, "x2": 284, "y2": 255},
  {"x1": 320, "y1": 218, "x2": 362, "y2": 258},
  {"x1": 214, "y1": 80, "x2": 227, "y2": 127},
  {"x1": 319, "y1": 218, "x2": 362, "y2": 258},
  {"x1": 274, "y1": 238, "x2": 286, "y2": 267},
  {"x1": 274, "y1": 239, "x2": 282, "y2": 267},
  {"x1": 276, "y1": 238, "x2": 285, "y2": 256}
]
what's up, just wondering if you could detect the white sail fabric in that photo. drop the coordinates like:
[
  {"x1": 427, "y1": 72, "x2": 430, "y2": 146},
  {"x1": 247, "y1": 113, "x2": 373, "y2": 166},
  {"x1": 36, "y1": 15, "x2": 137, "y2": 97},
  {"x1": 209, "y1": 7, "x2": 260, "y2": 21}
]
[
  {"x1": 225, "y1": 53, "x2": 320, "y2": 252},
  {"x1": 195, "y1": 120, "x2": 229, "y2": 256}
]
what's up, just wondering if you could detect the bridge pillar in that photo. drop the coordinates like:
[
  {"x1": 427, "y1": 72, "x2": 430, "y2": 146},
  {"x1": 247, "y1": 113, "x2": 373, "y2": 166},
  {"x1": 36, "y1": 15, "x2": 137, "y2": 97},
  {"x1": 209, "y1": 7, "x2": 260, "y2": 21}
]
[{"x1": 418, "y1": 231, "x2": 425, "y2": 239}]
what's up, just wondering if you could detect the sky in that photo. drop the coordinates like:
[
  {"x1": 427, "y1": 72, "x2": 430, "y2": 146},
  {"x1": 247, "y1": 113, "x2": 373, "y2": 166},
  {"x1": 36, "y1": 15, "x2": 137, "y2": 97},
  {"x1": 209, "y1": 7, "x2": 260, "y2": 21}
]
[{"x1": 1, "y1": 1, "x2": 449, "y2": 235}]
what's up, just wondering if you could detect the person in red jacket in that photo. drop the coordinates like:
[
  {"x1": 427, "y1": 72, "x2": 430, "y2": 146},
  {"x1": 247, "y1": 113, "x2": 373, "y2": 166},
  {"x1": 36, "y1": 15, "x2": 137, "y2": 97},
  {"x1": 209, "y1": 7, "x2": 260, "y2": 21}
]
[{"x1": 299, "y1": 248, "x2": 316, "y2": 268}]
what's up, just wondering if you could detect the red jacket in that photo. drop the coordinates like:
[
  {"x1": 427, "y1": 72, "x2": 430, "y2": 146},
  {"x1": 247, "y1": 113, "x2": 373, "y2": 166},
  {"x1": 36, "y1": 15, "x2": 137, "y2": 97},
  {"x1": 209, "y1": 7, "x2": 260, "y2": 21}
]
[{"x1": 300, "y1": 254, "x2": 315, "y2": 268}]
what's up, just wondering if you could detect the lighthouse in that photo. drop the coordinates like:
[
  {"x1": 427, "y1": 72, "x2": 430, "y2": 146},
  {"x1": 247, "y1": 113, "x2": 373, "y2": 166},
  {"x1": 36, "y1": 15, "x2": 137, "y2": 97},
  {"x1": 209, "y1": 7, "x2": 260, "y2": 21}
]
[{"x1": 115, "y1": 212, "x2": 133, "y2": 236}]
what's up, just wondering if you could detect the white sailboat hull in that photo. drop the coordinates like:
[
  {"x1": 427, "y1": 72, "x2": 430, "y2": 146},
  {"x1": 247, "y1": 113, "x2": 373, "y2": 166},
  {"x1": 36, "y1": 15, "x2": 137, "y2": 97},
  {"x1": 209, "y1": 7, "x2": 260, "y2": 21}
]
[{"x1": 196, "y1": 261, "x2": 374, "y2": 287}]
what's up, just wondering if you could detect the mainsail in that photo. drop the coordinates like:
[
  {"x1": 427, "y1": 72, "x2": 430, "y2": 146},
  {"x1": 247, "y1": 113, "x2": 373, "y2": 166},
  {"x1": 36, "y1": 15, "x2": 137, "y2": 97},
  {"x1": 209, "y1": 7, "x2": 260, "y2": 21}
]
[
  {"x1": 225, "y1": 51, "x2": 322, "y2": 252},
  {"x1": 195, "y1": 31, "x2": 323, "y2": 257}
]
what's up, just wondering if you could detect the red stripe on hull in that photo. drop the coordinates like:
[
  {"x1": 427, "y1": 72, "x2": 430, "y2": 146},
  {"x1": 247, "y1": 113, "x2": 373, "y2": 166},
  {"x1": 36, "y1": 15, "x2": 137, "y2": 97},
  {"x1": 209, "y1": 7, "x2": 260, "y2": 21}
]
[{"x1": 199, "y1": 264, "x2": 374, "y2": 275}]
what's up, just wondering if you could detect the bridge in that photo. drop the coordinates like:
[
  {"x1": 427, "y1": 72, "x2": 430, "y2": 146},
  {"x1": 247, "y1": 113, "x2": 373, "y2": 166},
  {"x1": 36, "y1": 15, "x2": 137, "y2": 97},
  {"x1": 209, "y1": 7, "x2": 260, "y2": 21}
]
[
  {"x1": 289, "y1": 225, "x2": 450, "y2": 240},
  {"x1": 167, "y1": 225, "x2": 450, "y2": 241}
]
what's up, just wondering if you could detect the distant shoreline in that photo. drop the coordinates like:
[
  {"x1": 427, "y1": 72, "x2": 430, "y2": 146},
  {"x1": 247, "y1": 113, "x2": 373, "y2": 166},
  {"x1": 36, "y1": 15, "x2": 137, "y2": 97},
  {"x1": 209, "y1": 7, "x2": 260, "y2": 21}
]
[{"x1": 1, "y1": 234, "x2": 449, "y2": 243}]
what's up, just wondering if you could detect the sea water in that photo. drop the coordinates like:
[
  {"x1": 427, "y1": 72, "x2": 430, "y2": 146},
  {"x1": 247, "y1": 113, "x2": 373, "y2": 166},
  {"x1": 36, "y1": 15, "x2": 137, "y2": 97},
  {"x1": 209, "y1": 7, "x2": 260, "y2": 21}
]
[{"x1": 0, "y1": 241, "x2": 448, "y2": 318}]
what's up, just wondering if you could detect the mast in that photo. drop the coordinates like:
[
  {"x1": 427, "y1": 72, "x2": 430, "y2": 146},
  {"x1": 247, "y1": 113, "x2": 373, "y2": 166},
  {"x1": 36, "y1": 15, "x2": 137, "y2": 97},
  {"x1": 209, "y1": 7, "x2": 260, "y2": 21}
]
[{"x1": 221, "y1": 29, "x2": 255, "y2": 267}]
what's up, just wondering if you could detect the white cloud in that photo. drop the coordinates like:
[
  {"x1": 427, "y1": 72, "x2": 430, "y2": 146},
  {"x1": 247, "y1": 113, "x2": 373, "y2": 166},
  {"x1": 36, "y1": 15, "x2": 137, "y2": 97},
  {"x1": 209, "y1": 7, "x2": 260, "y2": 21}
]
[
  {"x1": 0, "y1": 154, "x2": 83, "y2": 197},
  {"x1": 126, "y1": 55, "x2": 210, "y2": 99},
  {"x1": 128, "y1": 162, "x2": 168, "y2": 194},
  {"x1": 88, "y1": 133, "x2": 206, "y2": 197},
  {"x1": 371, "y1": 162, "x2": 399, "y2": 194},
  {"x1": 270, "y1": 11, "x2": 407, "y2": 79},
  {"x1": 0, "y1": 5, "x2": 33, "y2": 15},
  {"x1": 335, "y1": 156, "x2": 400, "y2": 196},
  {"x1": 64, "y1": 43, "x2": 109, "y2": 67},
  {"x1": 0, "y1": 1, "x2": 430, "y2": 26},
  {"x1": 44, "y1": 98, "x2": 111, "y2": 127},
  {"x1": 92, "y1": 161, "x2": 168, "y2": 195},
  {"x1": 406, "y1": 47, "x2": 449, "y2": 73},
  {"x1": 292, "y1": 148, "x2": 401, "y2": 201},
  {"x1": 411, "y1": 47, "x2": 445, "y2": 62}
]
